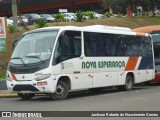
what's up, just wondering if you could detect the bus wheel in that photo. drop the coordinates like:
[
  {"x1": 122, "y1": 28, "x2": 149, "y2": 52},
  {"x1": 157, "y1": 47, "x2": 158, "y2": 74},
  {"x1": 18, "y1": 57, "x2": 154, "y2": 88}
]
[
  {"x1": 49, "y1": 81, "x2": 69, "y2": 100},
  {"x1": 118, "y1": 75, "x2": 133, "y2": 91},
  {"x1": 18, "y1": 93, "x2": 35, "y2": 100},
  {"x1": 124, "y1": 75, "x2": 134, "y2": 91}
]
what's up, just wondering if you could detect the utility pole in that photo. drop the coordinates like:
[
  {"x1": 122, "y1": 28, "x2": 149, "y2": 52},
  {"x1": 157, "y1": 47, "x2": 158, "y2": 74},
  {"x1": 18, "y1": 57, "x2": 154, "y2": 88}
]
[{"x1": 12, "y1": 0, "x2": 18, "y2": 31}]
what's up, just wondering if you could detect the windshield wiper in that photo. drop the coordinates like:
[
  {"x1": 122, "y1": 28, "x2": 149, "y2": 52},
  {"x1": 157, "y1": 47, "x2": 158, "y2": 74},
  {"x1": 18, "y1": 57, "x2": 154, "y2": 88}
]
[
  {"x1": 11, "y1": 57, "x2": 25, "y2": 65},
  {"x1": 25, "y1": 55, "x2": 43, "y2": 62}
]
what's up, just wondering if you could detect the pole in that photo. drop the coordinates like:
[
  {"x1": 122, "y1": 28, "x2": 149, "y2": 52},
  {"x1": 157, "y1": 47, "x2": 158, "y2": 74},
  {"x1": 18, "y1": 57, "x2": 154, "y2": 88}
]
[{"x1": 12, "y1": 0, "x2": 18, "y2": 31}]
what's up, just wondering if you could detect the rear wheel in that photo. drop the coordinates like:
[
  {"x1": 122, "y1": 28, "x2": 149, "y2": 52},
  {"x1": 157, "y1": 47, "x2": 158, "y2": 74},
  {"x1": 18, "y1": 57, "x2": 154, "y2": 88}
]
[
  {"x1": 18, "y1": 93, "x2": 35, "y2": 100},
  {"x1": 49, "y1": 81, "x2": 69, "y2": 100},
  {"x1": 118, "y1": 75, "x2": 134, "y2": 91},
  {"x1": 125, "y1": 75, "x2": 134, "y2": 90}
]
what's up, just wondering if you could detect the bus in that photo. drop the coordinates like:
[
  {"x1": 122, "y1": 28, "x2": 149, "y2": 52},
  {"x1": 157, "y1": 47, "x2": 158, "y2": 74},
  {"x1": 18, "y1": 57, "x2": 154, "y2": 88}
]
[
  {"x1": 6, "y1": 25, "x2": 155, "y2": 100},
  {"x1": 133, "y1": 25, "x2": 160, "y2": 84}
]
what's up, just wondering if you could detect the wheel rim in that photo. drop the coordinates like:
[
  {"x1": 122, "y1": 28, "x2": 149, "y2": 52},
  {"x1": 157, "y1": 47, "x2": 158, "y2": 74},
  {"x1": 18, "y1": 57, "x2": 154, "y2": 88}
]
[{"x1": 55, "y1": 85, "x2": 64, "y2": 96}]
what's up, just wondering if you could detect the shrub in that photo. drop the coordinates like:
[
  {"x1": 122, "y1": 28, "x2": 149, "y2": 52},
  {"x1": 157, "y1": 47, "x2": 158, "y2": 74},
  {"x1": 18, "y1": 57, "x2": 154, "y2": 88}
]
[
  {"x1": 75, "y1": 11, "x2": 85, "y2": 22},
  {"x1": 88, "y1": 12, "x2": 95, "y2": 19},
  {"x1": 54, "y1": 13, "x2": 64, "y2": 22},
  {"x1": 8, "y1": 25, "x2": 15, "y2": 33},
  {"x1": 105, "y1": 12, "x2": 112, "y2": 18},
  {"x1": 36, "y1": 19, "x2": 46, "y2": 28}
]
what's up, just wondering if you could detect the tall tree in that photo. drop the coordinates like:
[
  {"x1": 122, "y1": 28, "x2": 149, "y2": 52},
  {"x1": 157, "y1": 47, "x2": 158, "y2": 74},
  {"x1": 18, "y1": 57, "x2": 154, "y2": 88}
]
[
  {"x1": 149, "y1": 0, "x2": 160, "y2": 16},
  {"x1": 101, "y1": 0, "x2": 157, "y2": 16},
  {"x1": 12, "y1": 0, "x2": 18, "y2": 31},
  {"x1": 102, "y1": 0, "x2": 125, "y2": 14}
]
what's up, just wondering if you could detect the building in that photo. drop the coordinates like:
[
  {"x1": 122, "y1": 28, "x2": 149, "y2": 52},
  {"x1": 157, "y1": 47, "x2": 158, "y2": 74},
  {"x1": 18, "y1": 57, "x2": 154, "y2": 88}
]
[{"x1": 0, "y1": 0, "x2": 103, "y2": 17}]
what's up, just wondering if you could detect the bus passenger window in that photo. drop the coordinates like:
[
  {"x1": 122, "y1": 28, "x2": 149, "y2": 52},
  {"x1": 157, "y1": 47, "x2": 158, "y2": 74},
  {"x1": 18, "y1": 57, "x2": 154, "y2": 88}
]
[{"x1": 53, "y1": 31, "x2": 81, "y2": 65}]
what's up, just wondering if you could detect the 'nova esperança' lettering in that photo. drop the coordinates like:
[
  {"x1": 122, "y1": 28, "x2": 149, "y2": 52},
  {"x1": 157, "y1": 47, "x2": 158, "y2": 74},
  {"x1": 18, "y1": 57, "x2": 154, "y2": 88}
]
[{"x1": 82, "y1": 61, "x2": 125, "y2": 69}]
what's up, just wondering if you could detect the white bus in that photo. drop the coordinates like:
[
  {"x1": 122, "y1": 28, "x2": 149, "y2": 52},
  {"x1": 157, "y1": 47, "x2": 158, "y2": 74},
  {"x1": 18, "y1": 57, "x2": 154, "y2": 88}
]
[{"x1": 6, "y1": 25, "x2": 155, "y2": 100}]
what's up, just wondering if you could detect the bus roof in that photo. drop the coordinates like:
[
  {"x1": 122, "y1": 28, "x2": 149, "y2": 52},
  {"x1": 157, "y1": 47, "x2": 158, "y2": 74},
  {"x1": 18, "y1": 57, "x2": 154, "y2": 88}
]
[
  {"x1": 84, "y1": 25, "x2": 132, "y2": 31},
  {"x1": 132, "y1": 25, "x2": 160, "y2": 33},
  {"x1": 23, "y1": 25, "x2": 148, "y2": 37}
]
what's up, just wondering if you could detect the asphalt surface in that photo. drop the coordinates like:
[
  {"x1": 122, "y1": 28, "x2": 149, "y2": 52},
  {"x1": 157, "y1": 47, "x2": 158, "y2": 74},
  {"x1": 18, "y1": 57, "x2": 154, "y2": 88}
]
[{"x1": 0, "y1": 84, "x2": 160, "y2": 120}]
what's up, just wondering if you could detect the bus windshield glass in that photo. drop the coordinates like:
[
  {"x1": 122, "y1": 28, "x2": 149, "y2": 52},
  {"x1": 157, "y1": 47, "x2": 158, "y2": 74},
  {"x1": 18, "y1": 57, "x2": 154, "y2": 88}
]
[
  {"x1": 11, "y1": 31, "x2": 58, "y2": 64},
  {"x1": 152, "y1": 34, "x2": 160, "y2": 65}
]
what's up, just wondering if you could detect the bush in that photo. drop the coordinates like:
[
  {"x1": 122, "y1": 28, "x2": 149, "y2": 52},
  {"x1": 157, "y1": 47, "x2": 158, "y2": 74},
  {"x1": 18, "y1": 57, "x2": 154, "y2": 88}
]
[
  {"x1": 88, "y1": 12, "x2": 95, "y2": 19},
  {"x1": 105, "y1": 12, "x2": 112, "y2": 18},
  {"x1": 75, "y1": 11, "x2": 85, "y2": 22},
  {"x1": 36, "y1": 19, "x2": 46, "y2": 28},
  {"x1": 8, "y1": 25, "x2": 15, "y2": 33},
  {"x1": 0, "y1": 72, "x2": 5, "y2": 79},
  {"x1": 54, "y1": 13, "x2": 65, "y2": 22}
]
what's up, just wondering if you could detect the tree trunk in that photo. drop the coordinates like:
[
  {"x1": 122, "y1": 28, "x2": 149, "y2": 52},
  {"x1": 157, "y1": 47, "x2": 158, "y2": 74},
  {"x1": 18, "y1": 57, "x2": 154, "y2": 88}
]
[{"x1": 12, "y1": 0, "x2": 18, "y2": 31}]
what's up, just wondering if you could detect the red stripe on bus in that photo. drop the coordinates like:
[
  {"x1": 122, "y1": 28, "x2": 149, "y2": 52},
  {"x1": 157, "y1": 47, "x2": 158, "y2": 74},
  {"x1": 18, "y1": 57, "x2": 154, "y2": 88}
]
[
  {"x1": 125, "y1": 57, "x2": 139, "y2": 71},
  {"x1": 10, "y1": 73, "x2": 17, "y2": 81}
]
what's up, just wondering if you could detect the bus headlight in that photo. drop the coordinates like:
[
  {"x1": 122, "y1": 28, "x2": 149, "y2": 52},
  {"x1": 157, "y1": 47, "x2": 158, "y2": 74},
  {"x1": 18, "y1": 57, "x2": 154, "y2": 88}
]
[{"x1": 34, "y1": 73, "x2": 51, "y2": 81}]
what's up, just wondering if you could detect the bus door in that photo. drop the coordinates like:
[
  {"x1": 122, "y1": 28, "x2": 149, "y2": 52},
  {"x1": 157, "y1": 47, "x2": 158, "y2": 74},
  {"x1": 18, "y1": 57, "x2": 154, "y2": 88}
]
[{"x1": 52, "y1": 30, "x2": 92, "y2": 90}]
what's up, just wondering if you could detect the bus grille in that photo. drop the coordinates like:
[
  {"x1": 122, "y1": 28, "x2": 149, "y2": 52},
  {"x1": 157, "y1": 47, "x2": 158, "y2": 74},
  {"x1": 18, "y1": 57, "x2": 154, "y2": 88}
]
[{"x1": 13, "y1": 85, "x2": 39, "y2": 91}]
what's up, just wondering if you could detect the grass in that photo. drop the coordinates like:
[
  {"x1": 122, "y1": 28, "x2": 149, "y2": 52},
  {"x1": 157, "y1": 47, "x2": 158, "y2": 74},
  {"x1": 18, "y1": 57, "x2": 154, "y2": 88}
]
[
  {"x1": 0, "y1": 72, "x2": 5, "y2": 80},
  {"x1": 0, "y1": 16, "x2": 160, "y2": 80}
]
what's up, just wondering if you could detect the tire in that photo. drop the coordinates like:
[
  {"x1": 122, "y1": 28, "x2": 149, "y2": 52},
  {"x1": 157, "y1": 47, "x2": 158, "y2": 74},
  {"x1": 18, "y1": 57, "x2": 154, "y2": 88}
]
[
  {"x1": 18, "y1": 93, "x2": 35, "y2": 100},
  {"x1": 49, "y1": 81, "x2": 69, "y2": 100},
  {"x1": 118, "y1": 75, "x2": 134, "y2": 91}
]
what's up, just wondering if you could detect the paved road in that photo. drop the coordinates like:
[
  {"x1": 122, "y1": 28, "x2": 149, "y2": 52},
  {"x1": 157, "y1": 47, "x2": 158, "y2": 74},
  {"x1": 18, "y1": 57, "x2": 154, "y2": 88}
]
[{"x1": 0, "y1": 84, "x2": 160, "y2": 120}]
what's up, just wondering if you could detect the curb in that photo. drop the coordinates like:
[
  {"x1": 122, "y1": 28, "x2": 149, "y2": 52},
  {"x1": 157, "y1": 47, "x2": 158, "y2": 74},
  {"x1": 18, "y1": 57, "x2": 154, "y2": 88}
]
[
  {"x1": 0, "y1": 94, "x2": 18, "y2": 98},
  {"x1": 0, "y1": 94, "x2": 47, "y2": 98}
]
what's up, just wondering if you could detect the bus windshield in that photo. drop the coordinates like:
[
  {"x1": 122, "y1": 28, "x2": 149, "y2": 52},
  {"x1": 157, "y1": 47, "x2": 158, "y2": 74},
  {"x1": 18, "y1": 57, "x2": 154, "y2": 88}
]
[
  {"x1": 11, "y1": 31, "x2": 58, "y2": 65},
  {"x1": 152, "y1": 34, "x2": 160, "y2": 65}
]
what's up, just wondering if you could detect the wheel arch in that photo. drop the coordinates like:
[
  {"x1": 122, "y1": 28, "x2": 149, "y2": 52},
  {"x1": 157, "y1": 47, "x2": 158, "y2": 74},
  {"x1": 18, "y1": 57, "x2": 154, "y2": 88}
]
[
  {"x1": 126, "y1": 72, "x2": 135, "y2": 84},
  {"x1": 57, "y1": 76, "x2": 71, "y2": 90}
]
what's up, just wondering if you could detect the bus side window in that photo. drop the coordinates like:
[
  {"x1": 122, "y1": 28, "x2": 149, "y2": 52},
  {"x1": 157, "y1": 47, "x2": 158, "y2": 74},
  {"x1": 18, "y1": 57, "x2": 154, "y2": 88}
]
[
  {"x1": 115, "y1": 35, "x2": 126, "y2": 56},
  {"x1": 53, "y1": 31, "x2": 81, "y2": 65},
  {"x1": 139, "y1": 36, "x2": 152, "y2": 56}
]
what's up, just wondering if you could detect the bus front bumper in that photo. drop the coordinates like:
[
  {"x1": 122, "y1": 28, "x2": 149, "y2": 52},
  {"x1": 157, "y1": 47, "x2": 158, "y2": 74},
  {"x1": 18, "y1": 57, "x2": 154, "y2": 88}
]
[{"x1": 6, "y1": 80, "x2": 55, "y2": 94}]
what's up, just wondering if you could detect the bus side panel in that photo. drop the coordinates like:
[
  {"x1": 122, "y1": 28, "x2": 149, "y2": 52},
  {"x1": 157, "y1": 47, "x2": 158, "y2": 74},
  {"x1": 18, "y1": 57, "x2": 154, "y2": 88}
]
[
  {"x1": 89, "y1": 57, "x2": 128, "y2": 88},
  {"x1": 117, "y1": 71, "x2": 126, "y2": 86},
  {"x1": 93, "y1": 72, "x2": 117, "y2": 88},
  {"x1": 136, "y1": 56, "x2": 154, "y2": 83},
  {"x1": 52, "y1": 58, "x2": 93, "y2": 91}
]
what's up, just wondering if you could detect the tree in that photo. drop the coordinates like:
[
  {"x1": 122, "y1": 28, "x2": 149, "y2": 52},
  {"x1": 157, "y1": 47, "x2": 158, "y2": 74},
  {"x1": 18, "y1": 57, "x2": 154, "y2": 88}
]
[
  {"x1": 148, "y1": 0, "x2": 160, "y2": 16},
  {"x1": 102, "y1": 0, "x2": 124, "y2": 14},
  {"x1": 12, "y1": 0, "x2": 18, "y2": 31},
  {"x1": 101, "y1": 0, "x2": 159, "y2": 16}
]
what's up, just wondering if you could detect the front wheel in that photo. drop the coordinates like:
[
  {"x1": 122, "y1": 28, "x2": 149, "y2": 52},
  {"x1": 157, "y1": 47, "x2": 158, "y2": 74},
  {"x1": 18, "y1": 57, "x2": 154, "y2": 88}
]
[
  {"x1": 18, "y1": 93, "x2": 35, "y2": 100},
  {"x1": 49, "y1": 81, "x2": 69, "y2": 100}
]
